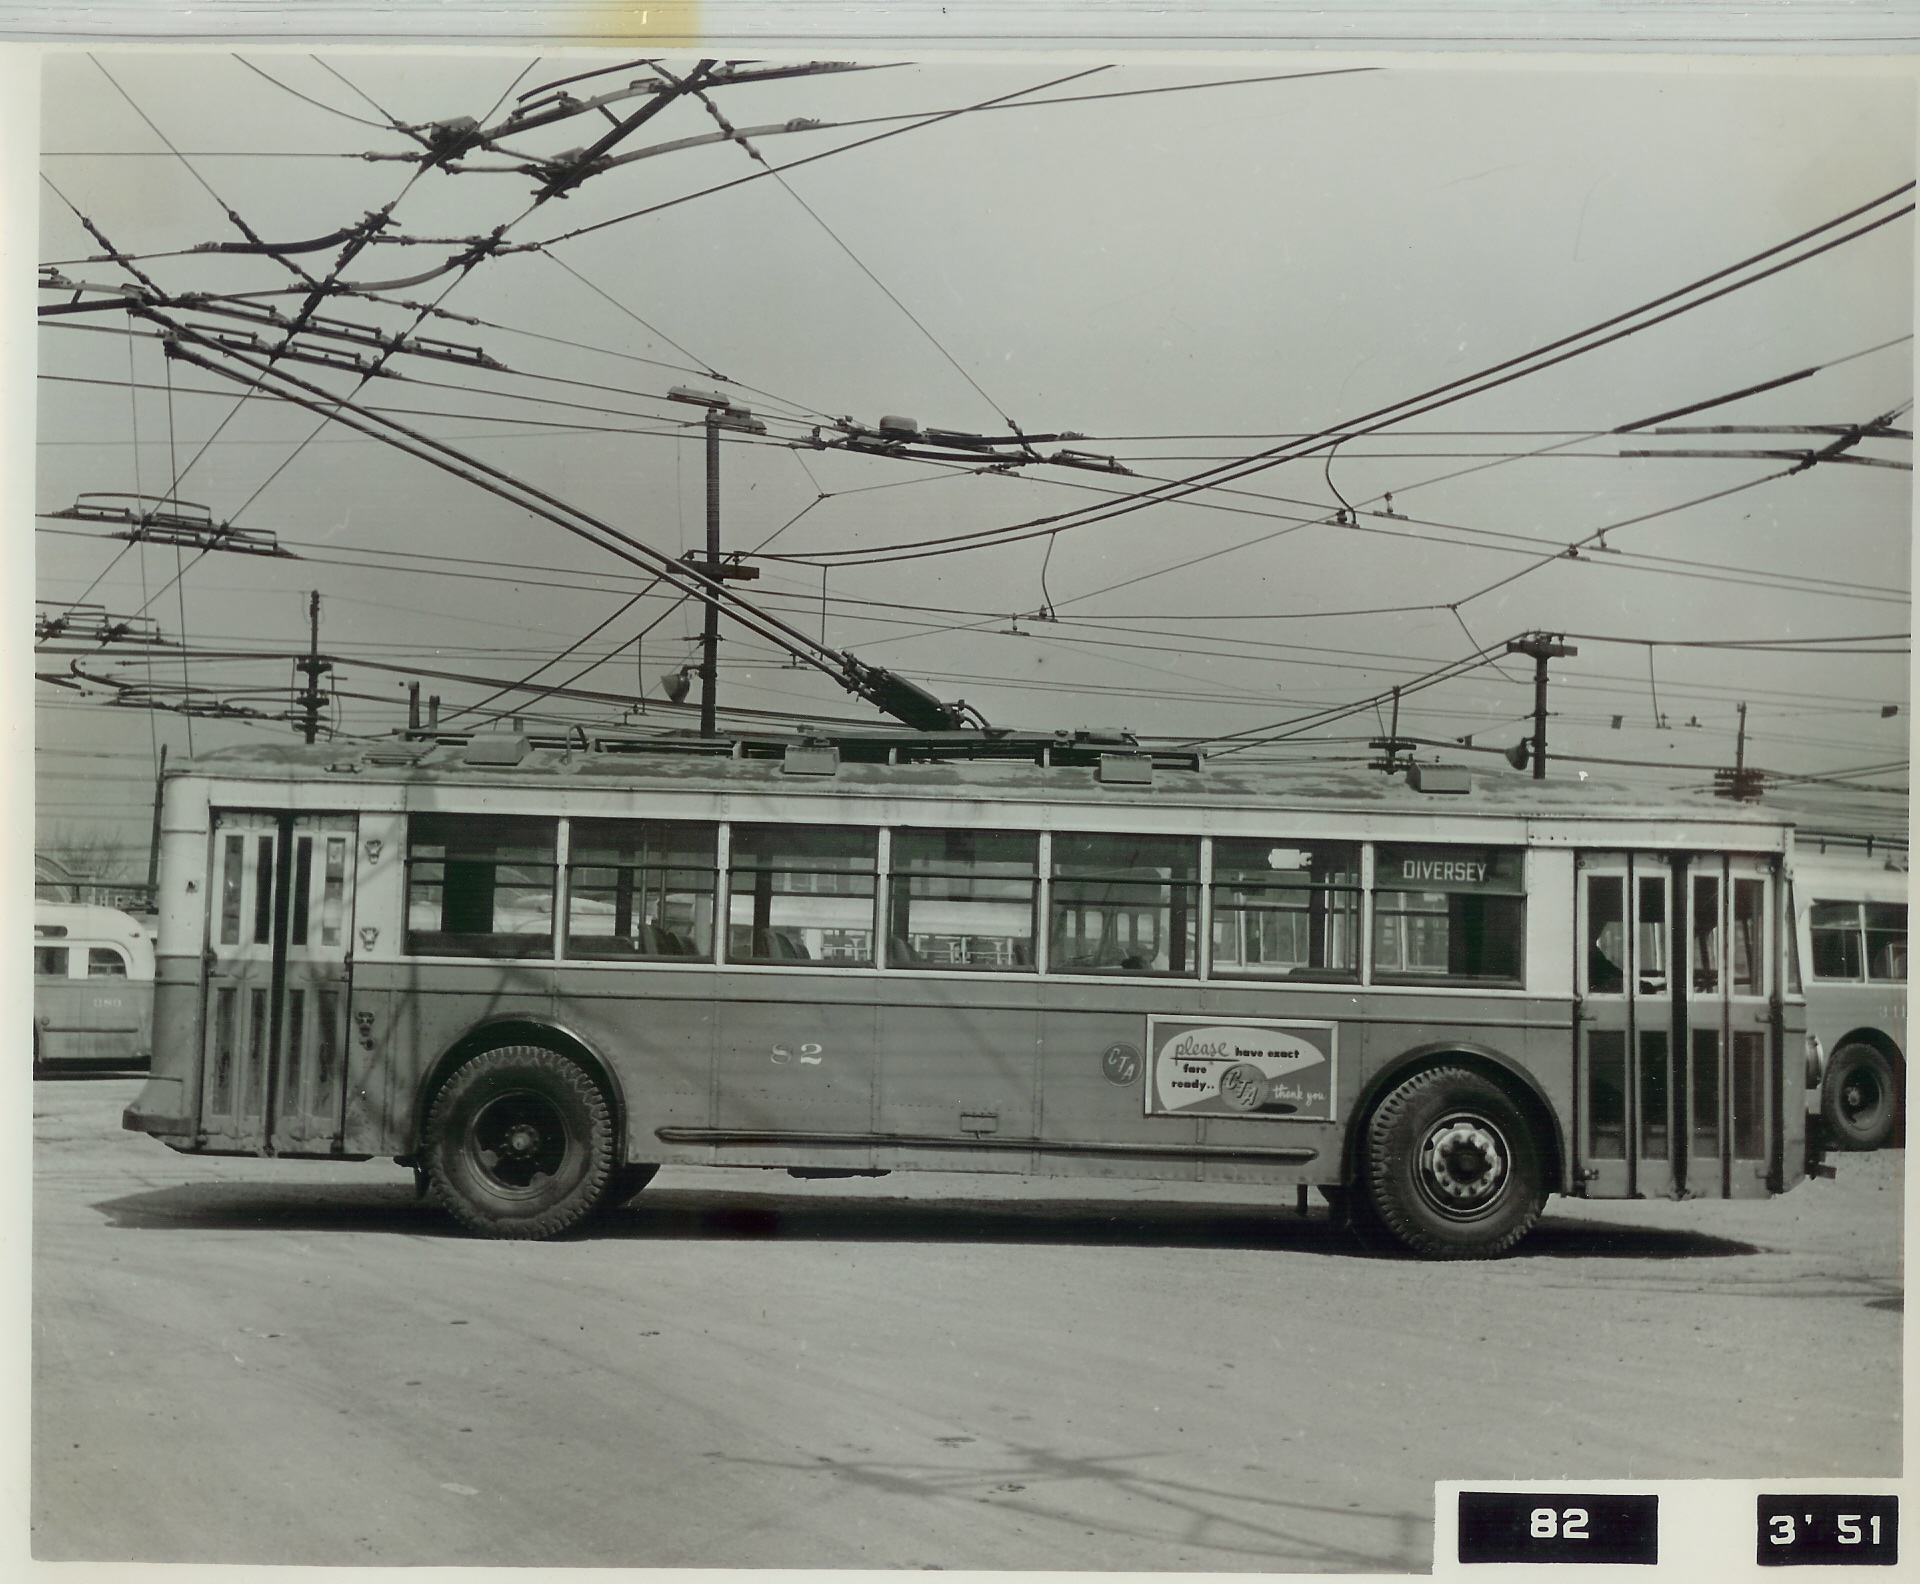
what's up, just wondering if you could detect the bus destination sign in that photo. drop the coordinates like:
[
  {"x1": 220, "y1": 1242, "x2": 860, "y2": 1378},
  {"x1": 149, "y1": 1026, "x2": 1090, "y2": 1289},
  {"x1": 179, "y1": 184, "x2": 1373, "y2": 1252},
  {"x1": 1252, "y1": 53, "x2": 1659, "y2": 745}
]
[{"x1": 1145, "y1": 1018, "x2": 1337, "y2": 1121}]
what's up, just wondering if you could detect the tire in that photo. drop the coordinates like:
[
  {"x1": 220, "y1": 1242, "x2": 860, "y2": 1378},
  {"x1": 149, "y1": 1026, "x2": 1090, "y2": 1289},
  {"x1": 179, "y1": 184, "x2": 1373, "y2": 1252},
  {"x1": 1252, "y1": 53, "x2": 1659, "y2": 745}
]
[
  {"x1": 595, "y1": 1162, "x2": 661, "y2": 1215},
  {"x1": 1821, "y1": 1043, "x2": 1902, "y2": 1152},
  {"x1": 1364, "y1": 1065, "x2": 1546, "y2": 1259},
  {"x1": 425, "y1": 1046, "x2": 614, "y2": 1239}
]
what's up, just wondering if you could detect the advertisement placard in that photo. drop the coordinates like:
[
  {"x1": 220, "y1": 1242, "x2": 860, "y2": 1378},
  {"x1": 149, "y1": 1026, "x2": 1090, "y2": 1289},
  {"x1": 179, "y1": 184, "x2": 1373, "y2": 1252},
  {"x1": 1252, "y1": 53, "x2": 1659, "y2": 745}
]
[{"x1": 1145, "y1": 1017, "x2": 1338, "y2": 1121}]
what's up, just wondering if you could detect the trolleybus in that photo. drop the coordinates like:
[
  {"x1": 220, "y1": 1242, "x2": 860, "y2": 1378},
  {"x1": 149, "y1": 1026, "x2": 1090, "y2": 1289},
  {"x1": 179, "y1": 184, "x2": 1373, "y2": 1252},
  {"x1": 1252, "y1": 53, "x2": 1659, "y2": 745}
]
[
  {"x1": 35, "y1": 901, "x2": 154, "y2": 1074},
  {"x1": 1793, "y1": 846, "x2": 1907, "y2": 1151},
  {"x1": 123, "y1": 731, "x2": 1829, "y2": 1258}
]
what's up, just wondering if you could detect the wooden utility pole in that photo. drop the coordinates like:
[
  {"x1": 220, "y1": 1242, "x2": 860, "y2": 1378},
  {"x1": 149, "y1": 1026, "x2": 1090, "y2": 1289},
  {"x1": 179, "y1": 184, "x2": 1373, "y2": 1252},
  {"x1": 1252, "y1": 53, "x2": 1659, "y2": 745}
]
[
  {"x1": 1504, "y1": 633, "x2": 1578, "y2": 779},
  {"x1": 294, "y1": 590, "x2": 332, "y2": 744},
  {"x1": 668, "y1": 388, "x2": 765, "y2": 735}
]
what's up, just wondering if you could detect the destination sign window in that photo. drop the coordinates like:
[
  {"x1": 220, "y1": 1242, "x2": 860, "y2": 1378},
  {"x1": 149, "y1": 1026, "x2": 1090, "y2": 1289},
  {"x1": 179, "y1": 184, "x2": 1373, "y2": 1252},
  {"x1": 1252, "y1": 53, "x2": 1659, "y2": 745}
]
[
  {"x1": 1051, "y1": 833, "x2": 1199, "y2": 977},
  {"x1": 406, "y1": 814, "x2": 558, "y2": 959},
  {"x1": 565, "y1": 820, "x2": 717, "y2": 961},
  {"x1": 1210, "y1": 839, "x2": 1360, "y2": 982},
  {"x1": 729, "y1": 825, "x2": 877, "y2": 966},
  {"x1": 887, "y1": 829, "x2": 1037, "y2": 970},
  {"x1": 1371, "y1": 844, "x2": 1525, "y2": 986}
]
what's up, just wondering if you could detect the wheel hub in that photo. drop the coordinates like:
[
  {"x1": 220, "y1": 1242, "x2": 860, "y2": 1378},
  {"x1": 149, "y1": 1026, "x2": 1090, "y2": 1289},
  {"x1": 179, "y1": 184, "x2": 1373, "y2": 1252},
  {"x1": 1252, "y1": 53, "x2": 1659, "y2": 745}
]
[
  {"x1": 1422, "y1": 1119, "x2": 1506, "y2": 1205},
  {"x1": 469, "y1": 1091, "x2": 568, "y2": 1191}
]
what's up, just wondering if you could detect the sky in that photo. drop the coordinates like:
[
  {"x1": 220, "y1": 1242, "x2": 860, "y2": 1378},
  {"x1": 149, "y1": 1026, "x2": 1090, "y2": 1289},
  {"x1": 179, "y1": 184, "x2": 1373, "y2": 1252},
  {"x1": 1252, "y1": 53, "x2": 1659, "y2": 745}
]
[{"x1": 28, "y1": 49, "x2": 1916, "y2": 862}]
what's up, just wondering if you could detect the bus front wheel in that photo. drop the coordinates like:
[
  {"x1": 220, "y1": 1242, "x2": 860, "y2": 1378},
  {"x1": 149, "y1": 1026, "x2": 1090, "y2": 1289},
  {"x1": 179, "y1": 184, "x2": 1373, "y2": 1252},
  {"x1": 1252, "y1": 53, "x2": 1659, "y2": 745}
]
[
  {"x1": 1364, "y1": 1066, "x2": 1545, "y2": 1259},
  {"x1": 1822, "y1": 1043, "x2": 1901, "y2": 1151},
  {"x1": 425, "y1": 1046, "x2": 615, "y2": 1239}
]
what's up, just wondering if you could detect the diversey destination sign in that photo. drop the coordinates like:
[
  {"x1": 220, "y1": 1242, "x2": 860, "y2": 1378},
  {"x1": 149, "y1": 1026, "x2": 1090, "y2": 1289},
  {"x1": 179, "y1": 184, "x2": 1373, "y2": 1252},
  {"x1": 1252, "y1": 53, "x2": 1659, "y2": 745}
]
[{"x1": 1145, "y1": 1017, "x2": 1337, "y2": 1121}]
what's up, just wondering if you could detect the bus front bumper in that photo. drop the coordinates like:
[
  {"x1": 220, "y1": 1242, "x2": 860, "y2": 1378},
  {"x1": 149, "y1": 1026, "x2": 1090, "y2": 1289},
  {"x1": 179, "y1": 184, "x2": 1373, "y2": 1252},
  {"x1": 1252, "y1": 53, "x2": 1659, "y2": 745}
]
[{"x1": 123, "y1": 1076, "x2": 194, "y2": 1144}]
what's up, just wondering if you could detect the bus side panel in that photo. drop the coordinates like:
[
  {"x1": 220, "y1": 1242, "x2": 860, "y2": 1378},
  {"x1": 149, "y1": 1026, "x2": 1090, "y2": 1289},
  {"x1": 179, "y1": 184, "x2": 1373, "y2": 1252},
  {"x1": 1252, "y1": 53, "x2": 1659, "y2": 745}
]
[
  {"x1": 340, "y1": 980, "x2": 397, "y2": 1155},
  {"x1": 348, "y1": 960, "x2": 561, "y2": 1155},
  {"x1": 1037, "y1": 983, "x2": 1205, "y2": 1181},
  {"x1": 555, "y1": 968, "x2": 712, "y2": 1165},
  {"x1": 876, "y1": 981, "x2": 1041, "y2": 1173},
  {"x1": 713, "y1": 972, "x2": 879, "y2": 1164},
  {"x1": 35, "y1": 974, "x2": 151, "y2": 1067}
]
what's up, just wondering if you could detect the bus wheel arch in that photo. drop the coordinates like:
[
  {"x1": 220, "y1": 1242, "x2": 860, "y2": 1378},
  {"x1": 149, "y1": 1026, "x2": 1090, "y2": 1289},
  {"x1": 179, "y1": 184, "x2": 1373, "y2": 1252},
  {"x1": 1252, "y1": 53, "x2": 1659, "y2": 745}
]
[
  {"x1": 1360, "y1": 1061, "x2": 1549, "y2": 1259},
  {"x1": 416, "y1": 1016, "x2": 627, "y2": 1159},
  {"x1": 1822, "y1": 1030, "x2": 1904, "y2": 1151},
  {"x1": 1342, "y1": 1045, "x2": 1565, "y2": 1197}
]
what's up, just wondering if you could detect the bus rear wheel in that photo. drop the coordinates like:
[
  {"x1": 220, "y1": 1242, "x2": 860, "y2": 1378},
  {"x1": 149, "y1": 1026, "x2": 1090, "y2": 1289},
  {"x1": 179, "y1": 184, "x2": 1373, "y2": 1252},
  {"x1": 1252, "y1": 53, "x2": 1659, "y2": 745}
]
[
  {"x1": 425, "y1": 1046, "x2": 614, "y2": 1239},
  {"x1": 1365, "y1": 1066, "x2": 1545, "y2": 1259},
  {"x1": 1822, "y1": 1043, "x2": 1901, "y2": 1151}
]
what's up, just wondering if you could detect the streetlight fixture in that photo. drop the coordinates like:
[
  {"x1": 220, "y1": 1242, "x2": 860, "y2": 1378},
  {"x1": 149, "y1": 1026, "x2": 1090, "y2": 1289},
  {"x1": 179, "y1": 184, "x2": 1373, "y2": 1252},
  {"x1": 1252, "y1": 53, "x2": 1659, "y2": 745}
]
[{"x1": 667, "y1": 386, "x2": 767, "y2": 735}]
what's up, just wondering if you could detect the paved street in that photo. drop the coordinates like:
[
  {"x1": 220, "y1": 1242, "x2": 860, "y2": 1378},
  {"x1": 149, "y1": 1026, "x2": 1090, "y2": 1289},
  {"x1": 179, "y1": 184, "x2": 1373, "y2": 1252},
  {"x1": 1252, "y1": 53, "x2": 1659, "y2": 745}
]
[{"x1": 34, "y1": 1075, "x2": 1902, "y2": 1570}]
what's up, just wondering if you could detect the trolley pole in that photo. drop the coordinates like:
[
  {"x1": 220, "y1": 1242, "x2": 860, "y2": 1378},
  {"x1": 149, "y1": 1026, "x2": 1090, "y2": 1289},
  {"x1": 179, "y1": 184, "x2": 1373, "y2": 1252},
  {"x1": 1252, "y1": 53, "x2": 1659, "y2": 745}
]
[
  {"x1": 294, "y1": 590, "x2": 332, "y2": 745},
  {"x1": 668, "y1": 387, "x2": 766, "y2": 737},
  {"x1": 700, "y1": 412, "x2": 721, "y2": 736},
  {"x1": 144, "y1": 743, "x2": 167, "y2": 893},
  {"x1": 1504, "y1": 633, "x2": 1577, "y2": 779}
]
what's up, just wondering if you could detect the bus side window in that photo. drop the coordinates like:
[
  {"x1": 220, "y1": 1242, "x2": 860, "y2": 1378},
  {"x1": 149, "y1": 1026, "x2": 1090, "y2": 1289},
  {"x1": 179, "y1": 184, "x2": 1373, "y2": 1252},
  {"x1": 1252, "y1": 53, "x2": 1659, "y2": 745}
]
[
  {"x1": 566, "y1": 819, "x2": 718, "y2": 961},
  {"x1": 1783, "y1": 882, "x2": 1802, "y2": 995},
  {"x1": 1730, "y1": 878, "x2": 1765, "y2": 995},
  {"x1": 1372, "y1": 845, "x2": 1525, "y2": 986},
  {"x1": 35, "y1": 946, "x2": 70, "y2": 978},
  {"x1": 87, "y1": 947, "x2": 128, "y2": 977},
  {"x1": 1587, "y1": 875, "x2": 1625, "y2": 995},
  {"x1": 405, "y1": 814, "x2": 558, "y2": 958},
  {"x1": 1808, "y1": 901, "x2": 1863, "y2": 980},
  {"x1": 1210, "y1": 838, "x2": 1360, "y2": 981},
  {"x1": 1865, "y1": 903, "x2": 1907, "y2": 983},
  {"x1": 1691, "y1": 874, "x2": 1720, "y2": 994},
  {"x1": 728, "y1": 825, "x2": 876, "y2": 966},
  {"x1": 887, "y1": 829, "x2": 1037, "y2": 971},
  {"x1": 1050, "y1": 833, "x2": 1198, "y2": 977}
]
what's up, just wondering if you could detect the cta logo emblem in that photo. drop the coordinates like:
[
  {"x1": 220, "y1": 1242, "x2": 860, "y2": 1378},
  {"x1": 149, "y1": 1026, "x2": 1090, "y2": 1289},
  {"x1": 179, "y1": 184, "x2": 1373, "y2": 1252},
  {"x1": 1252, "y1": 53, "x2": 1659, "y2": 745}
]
[{"x1": 1101, "y1": 1043, "x2": 1142, "y2": 1086}]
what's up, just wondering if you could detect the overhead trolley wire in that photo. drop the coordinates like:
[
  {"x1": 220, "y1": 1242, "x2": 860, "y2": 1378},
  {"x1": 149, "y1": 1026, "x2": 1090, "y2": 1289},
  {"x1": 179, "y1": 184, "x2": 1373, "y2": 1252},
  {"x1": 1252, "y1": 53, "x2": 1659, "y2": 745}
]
[{"x1": 765, "y1": 182, "x2": 1916, "y2": 570}]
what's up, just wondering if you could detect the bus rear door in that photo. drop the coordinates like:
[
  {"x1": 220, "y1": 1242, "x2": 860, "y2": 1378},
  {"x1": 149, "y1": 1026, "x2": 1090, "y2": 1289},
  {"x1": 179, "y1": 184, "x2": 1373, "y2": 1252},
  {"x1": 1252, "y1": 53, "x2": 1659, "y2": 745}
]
[{"x1": 201, "y1": 811, "x2": 359, "y2": 1154}]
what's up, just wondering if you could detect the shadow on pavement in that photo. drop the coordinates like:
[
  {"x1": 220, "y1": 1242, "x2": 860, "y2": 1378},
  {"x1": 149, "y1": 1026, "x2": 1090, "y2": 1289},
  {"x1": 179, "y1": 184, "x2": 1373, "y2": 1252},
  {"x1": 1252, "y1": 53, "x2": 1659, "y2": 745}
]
[
  {"x1": 91, "y1": 1179, "x2": 1760, "y2": 1259},
  {"x1": 702, "y1": 1439, "x2": 1432, "y2": 1572}
]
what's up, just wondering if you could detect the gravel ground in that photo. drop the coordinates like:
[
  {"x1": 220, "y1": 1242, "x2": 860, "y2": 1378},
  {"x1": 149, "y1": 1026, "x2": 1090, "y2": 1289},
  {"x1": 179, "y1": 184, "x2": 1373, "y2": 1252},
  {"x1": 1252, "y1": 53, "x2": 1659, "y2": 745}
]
[{"x1": 33, "y1": 1075, "x2": 1903, "y2": 1570}]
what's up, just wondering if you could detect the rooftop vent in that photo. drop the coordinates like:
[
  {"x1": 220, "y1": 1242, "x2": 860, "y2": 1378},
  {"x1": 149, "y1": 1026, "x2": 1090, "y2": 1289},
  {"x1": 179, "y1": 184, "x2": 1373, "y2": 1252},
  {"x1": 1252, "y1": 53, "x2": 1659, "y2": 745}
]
[
  {"x1": 782, "y1": 743, "x2": 840, "y2": 777},
  {"x1": 1098, "y1": 753, "x2": 1154, "y2": 786},
  {"x1": 464, "y1": 734, "x2": 530, "y2": 767},
  {"x1": 1408, "y1": 763, "x2": 1471, "y2": 795}
]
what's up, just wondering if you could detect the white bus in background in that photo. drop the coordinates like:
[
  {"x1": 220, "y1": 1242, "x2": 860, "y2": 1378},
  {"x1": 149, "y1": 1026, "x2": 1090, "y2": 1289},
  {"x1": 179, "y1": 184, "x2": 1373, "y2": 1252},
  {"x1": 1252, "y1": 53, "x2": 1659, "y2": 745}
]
[
  {"x1": 1794, "y1": 847, "x2": 1908, "y2": 1151},
  {"x1": 34, "y1": 902, "x2": 155, "y2": 1074}
]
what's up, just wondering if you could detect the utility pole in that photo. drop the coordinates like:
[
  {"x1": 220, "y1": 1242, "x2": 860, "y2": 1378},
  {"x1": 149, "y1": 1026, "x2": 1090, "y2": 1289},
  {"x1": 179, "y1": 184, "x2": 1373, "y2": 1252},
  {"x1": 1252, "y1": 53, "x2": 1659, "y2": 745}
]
[
  {"x1": 294, "y1": 589, "x2": 332, "y2": 744},
  {"x1": 668, "y1": 387, "x2": 766, "y2": 736},
  {"x1": 1715, "y1": 701, "x2": 1765, "y2": 800},
  {"x1": 1504, "y1": 633, "x2": 1578, "y2": 779}
]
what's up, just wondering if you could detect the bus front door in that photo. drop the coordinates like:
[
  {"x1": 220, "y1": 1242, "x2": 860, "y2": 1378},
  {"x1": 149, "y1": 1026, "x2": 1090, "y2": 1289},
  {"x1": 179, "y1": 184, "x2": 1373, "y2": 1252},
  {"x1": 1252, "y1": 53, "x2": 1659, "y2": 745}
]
[
  {"x1": 1685, "y1": 855, "x2": 1775, "y2": 1198},
  {"x1": 1576, "y1": 853, "x2": 1678, "y2": 1198},
  {"x1": 201, "y1": 811, "x2": 358, "y2": 1155}
]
